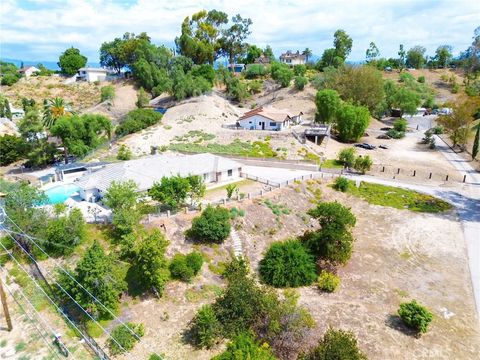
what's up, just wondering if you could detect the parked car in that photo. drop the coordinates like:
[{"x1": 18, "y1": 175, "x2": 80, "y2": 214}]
[{"x1": 355, "y1": 143, "x2": 376, "y2": 150}]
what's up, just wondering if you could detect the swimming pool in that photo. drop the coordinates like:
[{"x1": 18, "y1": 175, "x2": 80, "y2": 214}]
[{"x1": 44, "y1": 184, "x2": 80, "y2": 204}]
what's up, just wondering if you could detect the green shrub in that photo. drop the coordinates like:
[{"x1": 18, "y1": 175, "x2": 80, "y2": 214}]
[
  {"x1": 333, "y1": 176, "x2": 349, "y2": 192},
  {"x1": 393, "y1": 119, "x2": 408, "y2": 132},
  {"x1": 432, "y1": 125, "x2": 444, "y2": 134},
  {"x1": 294, "y1": 64, "x2": 307, "y2": 76},
  {"x1": 186, "y1": 251, "x2": 204, "y2": 275},
  {"x1": 187, "y1": 205, "x2": 231, "y2": 243},
  {"x1": 399, "y1": 72, "x2": 415, "y2": 83},
  {"x1": 169, "y1": 254, "x2": 194, "y2": 282},
  {"x1": 190, "y1": 304, "x2": 221, "y2": 348},
  {"x1": 259, "y1": 239, "x2": 317, "y2": 288},
  {"x1": 229, "y1": 207, "x2": 245, "y2": 219},
  {"x1": 294, "y1": 76, "x2": 308, "y2": 90},
  {"x1": 386, "y1": 129, "x2": 405, "y2": 139},
  {"x1": 100, "y1": 85, "x2": 115, "y2": 102},
  {"x1": 245, "y1": 64, "x2": 267, "y2": 79},
  {"x1": 116, "y1": 144, "x2": 132, "y2": 160},
  {"x1": 353, "y1": 155, "x2": 373, "y2": 174},
  {"x1": 398, "y1": 300, "x2": 433, "y2": 334},
  {"x1": 115, "y1": 108, "x2": 162, "y2": 136},
  {"x1": 213, "y1": 332, "x2": 276, "y2": 360},
  {"x1": 248, "y1": 80, "x2": 263, "y2": 94},
  {"x1": 337, "y1": 147, "x2": 356, "y2": 168},
  {"x1": 417, "y1": 75, "x2": 425, "y2": 83},
  {"x1": 301, "y1": 328, "x2": 368, "y2": 360},
  {"x1": 108, "y1": 323, "x2": 144, "y2": 355},
  {"x1": 317, "y1": 271, "x2": 340, "y2": 292},
  {"x1": 451, "y1": 83, "x2": 459, "y2": 94},
  {"x1": 136, "y1": 87, "x2": 150, "y2": 108}
]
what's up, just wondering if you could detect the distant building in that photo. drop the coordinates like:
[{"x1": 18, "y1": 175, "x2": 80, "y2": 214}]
[
  {"x1": 18, "y1": 66, "x2": 40, "y2": 78},
  {"x1": 253, "y1": 55, "x2": 271, "y2": 65},
  {"x1": 237, "y1": 106, "x2": 303, "y2": 131},
  {"x1": 279, "y1": 50, "x2": 306, "y2": 66},
  {"x1": 77, "y1": 68, "x2": 108, "y2": 82},
  {"x1": 228, "y1": 64, "x2": 246, "y2": 74},
  {"x1": 74, "y1": 153, "x2": 243, "y2": 202}
]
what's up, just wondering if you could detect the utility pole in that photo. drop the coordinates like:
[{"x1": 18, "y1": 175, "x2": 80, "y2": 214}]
[{"x1": 0, "y1": 275, "x2": 13, "y2": 331}]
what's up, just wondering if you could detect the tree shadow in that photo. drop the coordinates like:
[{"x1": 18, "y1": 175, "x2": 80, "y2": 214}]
[
  {"x1": 125, "y1": 265, "x2": 149, "y2": 299},
  {"x1": 385, "y1": 314, "x2": 419, "y2": 337}
]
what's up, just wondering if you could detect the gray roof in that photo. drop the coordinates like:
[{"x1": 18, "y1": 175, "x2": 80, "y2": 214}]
[
  {"x1": 75, "y1": 153, "x2": 242, "y2": 193},
  {"x1": 56, "y1": 161, "x2": 110, "y2": 172}
]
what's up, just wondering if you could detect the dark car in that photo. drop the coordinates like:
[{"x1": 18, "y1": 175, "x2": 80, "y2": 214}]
[{"x1": 355, "y1": 143, "x2": 376, "y2": 150}]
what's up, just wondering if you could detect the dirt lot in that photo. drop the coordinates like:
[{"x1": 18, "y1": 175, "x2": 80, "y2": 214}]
[{"x1": 100, "y1": 179, "x2": 480, "y2": 360}]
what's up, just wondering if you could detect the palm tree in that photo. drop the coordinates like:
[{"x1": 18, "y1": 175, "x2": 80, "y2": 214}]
[
  {"x1": 42, "y1": 97, "x2": 72, "y2": 128},
  {"x1": 303, "y1": 48, "x2": 313, "y2": 63}
]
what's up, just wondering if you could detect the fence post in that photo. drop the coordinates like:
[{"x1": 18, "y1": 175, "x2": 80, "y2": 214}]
[
  {"x1": 445, "y1": 174, "x2": 449, "y2": 181},
  {"x1": 286, "y1": 180, "x2": 289, "y2": 185},
  {"x1": 167, "y1": 210, "x2": 170, "y2": 218},
  {"x1": 413, "y1": 170, "x2": 416, "y2": 177},
  {"x1": 463, "y1": 175, "x2": 467, "y2": 183},
  {"x1": 301, "y1": 175, "x2": 304, "y2": 180},
  {"x1": 382, "y1": 166, "x2": 385, "y2": 172},
  {"x1": 310, "y1": 174, "x2": 313, "y2": 179},
  {"x1": 260, "y1": 190, "x2": 264, "y2": 196},
  {"x1": 266, "y1": 180, "x2": 269, "y2": 185},
  {"x1": 248, "y1": 193, "x2": 251, "y2": 199},
  {"x1": 429, "y1": 172, "x2": 432, "y2": 179},
  {"x1": 397, "y1": 168, "x2": 400, "y2": 174}
]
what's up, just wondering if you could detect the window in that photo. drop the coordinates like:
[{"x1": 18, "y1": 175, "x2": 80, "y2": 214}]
[
  {"x1": 228, "y1": 169, "x2": 233, "y2": 177},
  {"x1": 203, "y1": 173, "x2": 208, "y2": 180},
  {"x1": 270, "y1": 122, "x2": 276, "y2": 126}
]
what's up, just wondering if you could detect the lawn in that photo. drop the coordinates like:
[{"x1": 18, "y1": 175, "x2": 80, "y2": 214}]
[
  {"x1": 343, "y1": 181, "x2": 452, "y2": 213},
  {"x1": 320, "y1": 159, "x2": 344, "y2": 169}
]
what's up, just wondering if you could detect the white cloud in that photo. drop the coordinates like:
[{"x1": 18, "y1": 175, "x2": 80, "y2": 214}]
[{"x1": 1, "y1": 0, "x2": 479, "y2": 61}]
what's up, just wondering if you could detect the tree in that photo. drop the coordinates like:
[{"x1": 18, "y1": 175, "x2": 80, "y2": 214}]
[
  {"x1": 353, "y1": 155, "x2": 373, "y2": 174},
  {"x1": 136, "y1": 87, "x2": 150, "y2": 108},
  {"x1": 333, "y1": 29, "x2": 353, "y2": 60},
  {"x1": 104, "y1": 180, "x2": 139, "y2": 212},
  {"x1": 264, "y1": 45, "x2": 275, "y2": 61},
  {"x1": 60, "y1": 241, "x2": 126, "y2": 319},
  {"x1": 244, "y1": 45, "x2": 263, "y2": 64},
  {"x1": 406, "y1": 46, "x2": 426, "y2": 69},
  {"x1": 335, "y1": 103, "x2": 371, "y2": 142},
  {"x1": 187, "y1": 205, "x2": 231, "y2": 243},
  {"x1": 437, "y1": 98, "x2": 478, "y2": 150},
  {"x1": 187, "y1": 175, "x2": 206, "y2": 205},
  {"x1": 4, "y1": 98, "x2": 12, "y2": 120},
  {"x1": 117, "y1": 144, "x2": 132, "y2": 161},
  {"x1": 0, "y1": 62, "x2": 21, "y2": 86},
  {"x1": 42, "y1": 97, "x2": 72, "y2": 129},
  {"x1": 303, "y1": 202, "x2": 356, "y2": 265},
  {"x1": 303, "y1": 48, "x2": 313, "y2": 63},
  {"x1": 134, "y1": 229, "x2": 170, "y2": 295},
  {"x1": 398, "y1": 44, "x2": 406, "y2": 71},
  {"x1": 300, "y1": 328, "x2": 368, "y2": 360},
  {"x1": 42, "y1": 206, "x2": 86, "y2": 257},
  {"x1": 0, "y1": 135, "x2": 26, "y2": 166},
  {"x1": 398, "y1": 300, "x2": 433, "y2": 334},
  {"x1": 330, "y1": 65, "x2": 385, "y2": 114},
  {"x1": 190, "y1": 304, "x2": 221, "y2": 348},
  {"x1": 115, "y1": 108, "x2": 163, "y2": 136},
  {"x1": 149, "y1": 175, "x2": 191, "y2": 210},
  {"x1": 365, "y1": 42, "x2": 380, "y2": 63},
  {"x1": 220, "y1": 14, "x2": 252, "y2": 67},
  {"x1": 57, "y1": 47, "x2": 87, "y2": 76},
  {"x1": 391, "y1": 87, "x2": 421, "y2": 116},
  {"x1": 213, "y1": 332, "x2": 277, "y2": 360},
  {"x1": 318, "y1": 48, "x2": 344, "y2": 69},
  {"x1": 435, "y1": 45, "x2": 453, "y2": 68},
  {"x1": 337, "y1": 147, "x2": 356, "y2": 168},
  {"x1": 259, "y1": 240, "x2": 317, "y2": 288},
  {"x1": 472, "y1": 123, "x2": 479, "y2": 159},
  {"x1": 108, "y1": 323, "x2": 144, "y2": 355},
  {"x1": 271, "y1": 62, "x2": 294, "y2": 87},
  {"x1": 315, "y1": 89, "x2": 341, "y2": 123}
]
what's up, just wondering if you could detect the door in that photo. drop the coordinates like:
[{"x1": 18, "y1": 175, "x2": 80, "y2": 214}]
[{"x1": 261, "y1": 121, "x2": 265, "y2": 130}]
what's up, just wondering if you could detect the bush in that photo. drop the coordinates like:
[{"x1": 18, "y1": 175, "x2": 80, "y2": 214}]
[
  {"x1": 336, "y1": 103, "x2": 371, "y2": 142},
  {"x1": 333, "y1": 176, "x2": 349, "y2": 192},
  {"x1": 398, "y1": 300, "x2": 433, "y2": 334},
  {"x1": 300, "y1": 328, "x2": 368, "y2": 360},
  {"x1": 353, "y1": 155, "x2": 373, "y2": 174},
  {"x1": 399, "y1": 72, "x2": 415, "y2": 83},
  {"x1": 337, "y1": 147, "x2": 356, "y2": 168},
  {"x1": 432, "y1": 125, "x2": 444, "y2": 134},
  {"x1": 136, "y1": 87, "x2": 150, "y2": 108},
  {"x1": 108, "y1": 323, "x2": 144, "y2": 355},
  {"x1": 101, "y1": 85, "x2": 115, "y2": 102},
  {"x1": 169, "y1": 254, "x2": 194, "y2": 282},
  {"x1": 213, "y1": 332, "x2": 276, "y2": 360},
  {"x1": 115, "y1": 108, "x2": 162, "y2": 136},
  {"x1": 259, "y1": 239, "x2": 317, "y2": 288},
  {"x1": 186, "y1": 251, "x2": 204, "y2": 275},
  {"x1": 393, "y1": 119, "x2": 408, "y2": 132},
  {"x1": 245, "y1": 64, "x2": 267, "y2": 79},
  {"x1": 248, "y1": 80, "x2": 263, "y2": 94},
  {"x1": 386, "y1": 129, "x2": 405, "y2": 139},
  {"x1": 417, "y1": 75, "x2": 425, "y2": 83},
  {"x1": 117, "y1": 144, "x2": 132, "y2": 160},
  {"x1": 294, "y1": 76, "x2": 308, "y2": 90},
  {"x1": 294, "y1": 64, "x2": 307, "y2": 76},
  {"x1": 317, "y1": 271, "x2": 340, "y2": 292},
  {"x1": 190, "y1": 304, "x2": 221, "y2": 348},
  {"x1": 187, "y1": 205, "x2": 231, "y2": 243}
]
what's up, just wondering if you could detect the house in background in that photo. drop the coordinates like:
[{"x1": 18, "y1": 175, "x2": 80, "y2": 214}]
[
  {"x1": 75, "y1": 153, "x2": 242, "y2": 202},
  {"x1": 77, "y1": 68, "x2": 108, "y2": 82},
  {"x1": 237, "y1": 106, "x2": 303, "y2": 131},
  {"x1": 279, "y1": 50, "x2": 306, "y2": 66},
  {"x1": 227, "y1": 64, "x2": 246, "y2": 74},
  {"x1": 18, "y1": 66, "x2": 40, "y2": 78},
  {"x1": 253, "y1": 54, "x2": 271, "y2": 65}
]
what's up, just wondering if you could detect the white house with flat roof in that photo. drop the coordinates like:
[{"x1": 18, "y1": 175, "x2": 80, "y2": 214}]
[
  {"x1": 237, "y1": 106, "x2": 303, "y2": 131},
  {"x1": 77, "y1": 68, "x2": 108, "y2": 82},
  {"x1": 75, "y1": 153, "x2": 242, "y2": 202},
  {"x1": 18, "y1": 66, "x2": 40, "y2": 78}
]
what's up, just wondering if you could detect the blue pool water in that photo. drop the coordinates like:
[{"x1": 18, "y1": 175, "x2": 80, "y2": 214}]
[
  {"x1": 154, "y1": 107, "x2": 167, "y2": 114},
  {"x1": 44, "y1": 184, "x2": 80, "y2": 204}
]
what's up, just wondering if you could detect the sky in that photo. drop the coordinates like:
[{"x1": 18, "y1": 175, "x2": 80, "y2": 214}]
[{"x1": 0, "y1": 0, "x2": 479, "y2": 65}]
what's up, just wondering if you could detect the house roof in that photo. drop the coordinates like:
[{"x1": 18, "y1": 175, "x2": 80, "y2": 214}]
[
  {"x1": 19, "y1": 66, "x2": 39, "y2": 73},
  {"x1": 254, "y1": 55, "x2": 270, "y2": 64},
  {"x1": 279, "y1": 50, "x2": 306, "y2": 61},
  {"x1": 238, "y1": 106, "x2": 303, "y2": 123},
  {"x1": 78, "y1": 67, "x2": 108, "y2": 73},
  {"x1": 75, "y1": 153, "x2": 242, "y2": 193}
]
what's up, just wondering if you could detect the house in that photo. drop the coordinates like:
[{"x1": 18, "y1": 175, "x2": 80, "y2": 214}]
[
  {"x1": 279, "y1": 50, "x2": 306, "y2": 66},
  {"x1": 228, "y1": 64, "x2": 246, "y2": 74},
  {"x1": 18, "y1": 66, "x2": 40, "y2": 78},
  {"x1": 74, "y1": 153, "x2": 243, "y2": 202},
  {"x1": 237, "y1": 106, "x2": 303, "y2": 131},
  {"x1": 77, "y1": 68, "x2": 108, "y2": 82},
  {"x1": 253, "y1": 55, "x2": 271, "y2": 65}
]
